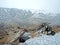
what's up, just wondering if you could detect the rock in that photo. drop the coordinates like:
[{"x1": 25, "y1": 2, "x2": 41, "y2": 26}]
[
  {"x1": 19, "y1": 36, "x2": 30, "y2": 43},
  {"x1": 51, "y1": 31, "x2": 55, "y2": 35}
]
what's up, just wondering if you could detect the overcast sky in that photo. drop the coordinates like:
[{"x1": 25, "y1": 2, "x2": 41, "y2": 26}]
[{"x1": 0, "y1": 0, "x2": 60, "y2": 13}]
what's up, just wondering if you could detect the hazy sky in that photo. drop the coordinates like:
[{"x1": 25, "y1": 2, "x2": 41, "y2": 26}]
[{"x1": 0, "y1": 0, "x2": 60, "y2": 13}]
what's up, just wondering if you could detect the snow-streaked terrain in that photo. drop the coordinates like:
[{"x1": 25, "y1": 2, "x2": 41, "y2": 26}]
[
  {"x1": 0, "y1": 8, "x2": 60, "y2": 27},
  {"x1": 0, "y1": 7, "x2": 60, "y2": 26}
]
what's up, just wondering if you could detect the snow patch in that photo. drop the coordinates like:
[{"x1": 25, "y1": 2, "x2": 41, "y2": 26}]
[{"x1": 25, "y1": 33, "x2": 60, "y2": 45}]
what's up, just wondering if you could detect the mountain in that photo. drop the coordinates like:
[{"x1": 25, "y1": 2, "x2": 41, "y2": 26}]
[
  {"x1": 0, "y1": 8, "x2": 33, "y2": 27},
  {"x1": 0, "y1": 7, "x2": 60, "y2": 27},
  {"x1": 30, "y1": 11, "x2": 60, "y2": 25}
]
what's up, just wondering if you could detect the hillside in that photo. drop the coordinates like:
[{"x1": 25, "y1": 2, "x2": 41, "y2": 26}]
[{"x1": 0, "y1": 8, "x2": 60, "y2": 45}]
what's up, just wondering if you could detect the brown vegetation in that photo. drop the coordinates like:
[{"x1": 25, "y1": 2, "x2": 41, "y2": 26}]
[{"x1": 0, "y1": 23, "x2": 60, "y2": 44}]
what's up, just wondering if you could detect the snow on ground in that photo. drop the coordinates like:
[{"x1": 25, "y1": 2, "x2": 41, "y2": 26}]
[{"x1": 24, "y1": 33, "x2": 60, "y2": 45}]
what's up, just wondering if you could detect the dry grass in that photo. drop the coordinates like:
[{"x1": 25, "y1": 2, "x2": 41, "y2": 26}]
[
  {"x1": 0, "y1": 24, "x2": 60, "y2": 44},
  {"x1": 52, "y1": 27, "x2": 60, "y2": 33}
]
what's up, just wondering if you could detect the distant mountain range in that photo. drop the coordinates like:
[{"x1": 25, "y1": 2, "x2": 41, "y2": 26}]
[{"x1": 0, "y1": 7, "x2": 60, "y2": 27}]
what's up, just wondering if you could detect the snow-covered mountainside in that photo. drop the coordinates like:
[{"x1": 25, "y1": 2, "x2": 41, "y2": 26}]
[
  {"x1": 0, "y1": 7, "x2": 60, "y2": 26},
  {"x1": 30, "y1": 10, "x2": 60, "y2": 25}
]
